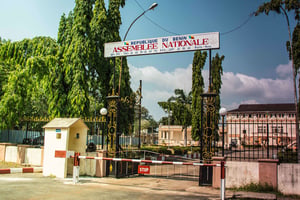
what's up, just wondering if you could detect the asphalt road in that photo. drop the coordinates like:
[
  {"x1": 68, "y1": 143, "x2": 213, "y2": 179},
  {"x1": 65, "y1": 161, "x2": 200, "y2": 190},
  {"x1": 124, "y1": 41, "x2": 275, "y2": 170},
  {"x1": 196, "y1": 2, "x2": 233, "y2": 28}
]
[{"x1": 0, "y1": 173, "x2": 221, "y2": 200}]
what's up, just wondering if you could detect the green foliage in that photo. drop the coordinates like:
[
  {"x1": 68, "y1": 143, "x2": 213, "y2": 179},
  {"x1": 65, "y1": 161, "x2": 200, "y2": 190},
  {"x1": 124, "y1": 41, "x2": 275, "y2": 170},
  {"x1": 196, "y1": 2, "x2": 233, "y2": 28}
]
[
  {"x1": 172, "y1": 146, "x2": 188, "y2": 155},
  {"x1": 277, "y1": 150, "x2": 298, "y2": 163},
  {"x1": 255, "y1": 0, "x2": 300, "y2": 21},
  {"x1": 0, "y1": 0, "x2": 135, "y2": 134},
  {"x1": 287, "y1": 24, "x2": 300, "y2": 73},
  {"x1": 157, "y1": 146, "x2": 172, "y2": 155},
  {"x1": 63, "y1": 0, "x2": 93, "y2": 117},
  {"x1": 211, "y1": 53, "x2": 224, "y2": 139},
  {"x1": 191, "y1": 51, "x2": 207, "y2": 140},
  {"x1": 0, "y1": 37, "x2": 58, "y2": 128},
  {"x1": 158, "y1": 90, "x2": 192, "y2": 137},
  {"x1": 231, "y1": 182, "x2": 279, "y2": 194}
]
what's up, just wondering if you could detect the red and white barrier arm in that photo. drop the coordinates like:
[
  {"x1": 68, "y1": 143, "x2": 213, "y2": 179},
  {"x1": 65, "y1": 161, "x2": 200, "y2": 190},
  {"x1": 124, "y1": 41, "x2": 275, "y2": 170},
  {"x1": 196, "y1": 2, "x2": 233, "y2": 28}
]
[{"x1": 76, "y1": 155, "x2": 220, "y2": 167}]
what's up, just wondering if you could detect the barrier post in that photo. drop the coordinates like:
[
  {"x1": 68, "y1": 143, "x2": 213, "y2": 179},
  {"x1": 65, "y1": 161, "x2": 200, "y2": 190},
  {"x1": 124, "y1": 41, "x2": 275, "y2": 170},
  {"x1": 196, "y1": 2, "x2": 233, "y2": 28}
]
[
  {"x1": 73, "y1": 152, "x2": 80, "y2": 184},
  {"x1": 220, "y1": 161, "x2": 225, "y2": 200}
]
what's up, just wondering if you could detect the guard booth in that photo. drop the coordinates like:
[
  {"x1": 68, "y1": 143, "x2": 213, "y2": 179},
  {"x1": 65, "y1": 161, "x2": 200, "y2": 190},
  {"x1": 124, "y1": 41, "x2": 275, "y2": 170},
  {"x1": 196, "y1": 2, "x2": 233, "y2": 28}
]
[{"x1": 42, "y1": 118, "x2": 89, "y2": 178}]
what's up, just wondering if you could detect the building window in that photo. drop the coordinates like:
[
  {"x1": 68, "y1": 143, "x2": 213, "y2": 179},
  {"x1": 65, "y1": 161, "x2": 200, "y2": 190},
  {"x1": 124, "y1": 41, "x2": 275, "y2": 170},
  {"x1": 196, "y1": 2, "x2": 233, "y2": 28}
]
[
  {"x1": 272, "y1": 126, "x2": 283, "y2": 134},
  {"x1": 258, "y1": 126, "x2": 266, "y2": 133},
  {"x1": 249, "y1": 114, "x2": 252, "y2": 118}
]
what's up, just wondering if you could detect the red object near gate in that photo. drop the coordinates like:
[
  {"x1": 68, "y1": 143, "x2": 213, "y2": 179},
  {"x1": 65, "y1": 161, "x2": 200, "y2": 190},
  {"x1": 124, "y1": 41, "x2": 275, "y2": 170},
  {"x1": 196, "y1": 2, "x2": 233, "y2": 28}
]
[{"x1": 138, "y1": 165, "x2": 150, "y2": 174}]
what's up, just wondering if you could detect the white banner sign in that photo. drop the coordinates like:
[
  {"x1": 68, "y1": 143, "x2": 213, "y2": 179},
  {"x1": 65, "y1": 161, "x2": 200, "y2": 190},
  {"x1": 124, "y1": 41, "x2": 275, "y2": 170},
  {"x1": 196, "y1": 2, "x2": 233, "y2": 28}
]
[{"x1": 104, "y1": 32, "x2": 219, "y2": 58}]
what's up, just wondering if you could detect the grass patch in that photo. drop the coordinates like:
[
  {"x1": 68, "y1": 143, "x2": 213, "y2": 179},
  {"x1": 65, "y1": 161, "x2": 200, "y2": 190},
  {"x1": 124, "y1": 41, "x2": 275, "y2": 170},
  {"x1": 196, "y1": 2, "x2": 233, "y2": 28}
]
[
  {"x1": 230, "y1": 183, "x2": 281, "y2": 195},
  {"x1": 0, "y1": 161, "x2": 24, "y2": 169}
]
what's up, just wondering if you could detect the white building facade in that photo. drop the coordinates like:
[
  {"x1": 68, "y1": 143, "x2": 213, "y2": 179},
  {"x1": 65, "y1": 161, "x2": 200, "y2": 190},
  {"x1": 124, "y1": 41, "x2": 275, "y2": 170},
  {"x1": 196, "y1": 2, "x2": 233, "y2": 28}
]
[{"x1": 226, "y1": 104, "x2": 297, "y2": 147}]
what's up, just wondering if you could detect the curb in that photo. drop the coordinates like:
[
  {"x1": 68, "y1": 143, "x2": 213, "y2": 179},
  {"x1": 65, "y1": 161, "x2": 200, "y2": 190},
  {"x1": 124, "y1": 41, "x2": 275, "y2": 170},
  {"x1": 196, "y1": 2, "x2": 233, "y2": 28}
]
[
  {"x1": 0, "y1": 167, "x2": 43, "y2": 174},
  {"x1": 231, "y1": 191, "x2": 277, "y2": 200}
]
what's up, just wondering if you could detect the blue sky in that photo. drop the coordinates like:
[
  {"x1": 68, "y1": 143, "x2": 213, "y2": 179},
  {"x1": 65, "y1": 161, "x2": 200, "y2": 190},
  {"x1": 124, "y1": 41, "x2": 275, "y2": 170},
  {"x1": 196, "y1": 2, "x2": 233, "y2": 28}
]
[{"x1": 0, "y1": 0, "x2": 298, "y2": 120}]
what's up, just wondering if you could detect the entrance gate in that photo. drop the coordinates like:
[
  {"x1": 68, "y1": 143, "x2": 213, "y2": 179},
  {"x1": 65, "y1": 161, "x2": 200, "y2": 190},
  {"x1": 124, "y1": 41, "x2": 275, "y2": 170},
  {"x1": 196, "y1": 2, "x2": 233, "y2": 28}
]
[{"x1": 104, "y1": 32, "x2": 221, "y2": 185}]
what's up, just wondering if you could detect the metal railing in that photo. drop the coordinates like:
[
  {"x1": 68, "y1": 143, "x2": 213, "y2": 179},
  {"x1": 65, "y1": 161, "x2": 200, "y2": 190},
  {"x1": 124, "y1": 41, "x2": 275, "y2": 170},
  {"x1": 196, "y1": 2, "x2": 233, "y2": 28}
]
[{"x1": 219, "y1": 121, "x2": 298, "y2": 163}]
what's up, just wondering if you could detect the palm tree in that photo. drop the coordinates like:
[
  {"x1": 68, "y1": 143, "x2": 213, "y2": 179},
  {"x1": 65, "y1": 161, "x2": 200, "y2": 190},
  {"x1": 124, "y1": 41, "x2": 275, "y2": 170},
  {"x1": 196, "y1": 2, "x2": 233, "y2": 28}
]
[{"x1": 159, "y1": 89, "x2": 192, "y2": 147}]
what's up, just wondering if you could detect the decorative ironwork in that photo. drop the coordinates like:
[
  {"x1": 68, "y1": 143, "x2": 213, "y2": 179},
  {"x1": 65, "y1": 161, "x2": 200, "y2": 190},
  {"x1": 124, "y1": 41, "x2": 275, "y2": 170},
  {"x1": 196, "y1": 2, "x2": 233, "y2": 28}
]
[
  {"x1": 20, "y1": 116, "x2": 106, "y2": 123},
  {"x1": 107, "y1": 89, "x2": 120, "y2": 152},
  {"x1": 201, "y1": 92, "x2": 217, "y2": 162}
]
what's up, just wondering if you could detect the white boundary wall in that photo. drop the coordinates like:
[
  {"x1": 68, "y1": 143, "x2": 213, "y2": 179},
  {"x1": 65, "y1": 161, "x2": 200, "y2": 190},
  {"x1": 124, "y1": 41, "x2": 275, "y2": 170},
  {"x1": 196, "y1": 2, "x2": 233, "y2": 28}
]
[
  {"x1": 25, "y1": 148, "x2": 42, "y2": 166},
  {"x1": 278, "y1": 163, "x2": 300, "y2": 195},
  {"x1": 226, "y1": 161, "x2": 259, "y2": 188},
  {"x1": 5, "y1": 146, "x2": 18, "y2": 163}
]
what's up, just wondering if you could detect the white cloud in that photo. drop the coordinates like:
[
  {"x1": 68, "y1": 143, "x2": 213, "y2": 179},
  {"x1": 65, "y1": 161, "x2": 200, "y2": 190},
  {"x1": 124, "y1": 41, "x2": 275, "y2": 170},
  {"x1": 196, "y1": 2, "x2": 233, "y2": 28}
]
[
  {"x1": 129, "y1": 62, "x2": 294, "y2": 121},
  {"x1": 276, "y1": 61, "x2": 293, "y2": 78},
  {"x1": 129, "y1": 64, "x2": 192, "y2": 93}
]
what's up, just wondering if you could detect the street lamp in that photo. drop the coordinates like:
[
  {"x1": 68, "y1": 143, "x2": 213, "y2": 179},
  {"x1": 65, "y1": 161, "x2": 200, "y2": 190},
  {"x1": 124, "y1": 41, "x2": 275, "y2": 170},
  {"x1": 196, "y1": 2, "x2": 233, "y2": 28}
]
[
  {"x1": 100, "y1": 108, "x2": 108, "y2": 150},
  {"x1": 123, "y1": 3, "x2": 158, "y2": 41},
  {"x1": 118, "y1": 3, "x2": 158, "y2": 95},
  {"x1": 219, "y1": 107, "x2": 227, "y2": 157},
  {"x1": 165, "y1": 108, "x2": 172, "y2": 149}
]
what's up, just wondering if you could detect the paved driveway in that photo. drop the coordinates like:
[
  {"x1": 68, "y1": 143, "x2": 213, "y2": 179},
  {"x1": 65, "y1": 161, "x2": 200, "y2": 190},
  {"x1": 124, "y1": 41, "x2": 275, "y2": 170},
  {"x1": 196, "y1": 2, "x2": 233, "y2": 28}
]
[{"x1": 0, "y1": 173, "x2": 222, "y2": 200}]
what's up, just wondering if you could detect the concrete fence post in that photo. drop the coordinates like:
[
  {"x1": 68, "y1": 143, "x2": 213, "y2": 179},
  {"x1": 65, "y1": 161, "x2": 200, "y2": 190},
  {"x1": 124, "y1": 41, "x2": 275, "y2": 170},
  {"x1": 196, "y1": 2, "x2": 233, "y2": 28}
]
[{"x1": 258, "y1": 159, "x2": 278, "y2": 189}]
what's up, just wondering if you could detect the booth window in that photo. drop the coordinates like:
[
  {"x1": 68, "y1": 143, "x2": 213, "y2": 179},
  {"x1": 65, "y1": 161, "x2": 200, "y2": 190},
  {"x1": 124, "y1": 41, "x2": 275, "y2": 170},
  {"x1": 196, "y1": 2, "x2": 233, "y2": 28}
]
[{"x1": 56, "y1": 133, "x2": 61, "y2": 139}]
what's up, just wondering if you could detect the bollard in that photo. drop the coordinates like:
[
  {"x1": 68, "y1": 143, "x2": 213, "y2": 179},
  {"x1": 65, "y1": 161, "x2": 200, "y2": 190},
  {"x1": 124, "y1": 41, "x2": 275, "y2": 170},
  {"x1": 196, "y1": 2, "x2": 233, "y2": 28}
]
[
  {"x1": 73, "y1": 152, "x2": 80, "y2": 184},
  {"x1": 220, "y1": 161, "x2": 226, "y2": 200}
]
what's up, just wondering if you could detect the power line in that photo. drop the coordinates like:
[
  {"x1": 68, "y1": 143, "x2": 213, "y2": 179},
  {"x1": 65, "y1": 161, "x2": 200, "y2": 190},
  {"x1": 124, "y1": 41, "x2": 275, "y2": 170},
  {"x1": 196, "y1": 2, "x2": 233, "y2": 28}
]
[
  {"x1": 220, "y1": 12, "x2": 255, "y2": 36},
  {"x1": 133, "y1": 0, "x2": 180, "y2": 35},
  {"x1": 133, "y1": 0, "x2": 254, "y2": 37}
]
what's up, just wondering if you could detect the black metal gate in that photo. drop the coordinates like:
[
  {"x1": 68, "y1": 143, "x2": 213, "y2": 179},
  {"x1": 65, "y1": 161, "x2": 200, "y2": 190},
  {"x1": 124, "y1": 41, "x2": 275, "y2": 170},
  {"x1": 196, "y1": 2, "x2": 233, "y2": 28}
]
[
  {"x1": 199, "y1": 92, "x2": 217, "y2": 186},
  {"x1": 105, "y1": 160, "x2": 139, "y2": 178},
  {"x1": 199, "y1": 166, "x2": 213, "y2": 185}
]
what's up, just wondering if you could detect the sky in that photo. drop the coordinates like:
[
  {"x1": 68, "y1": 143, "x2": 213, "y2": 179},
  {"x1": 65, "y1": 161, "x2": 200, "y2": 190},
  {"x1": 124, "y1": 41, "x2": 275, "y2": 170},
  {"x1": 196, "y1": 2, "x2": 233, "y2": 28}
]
[{"x1": 0, "y1": 0, "x2": 298, "y2": 121}]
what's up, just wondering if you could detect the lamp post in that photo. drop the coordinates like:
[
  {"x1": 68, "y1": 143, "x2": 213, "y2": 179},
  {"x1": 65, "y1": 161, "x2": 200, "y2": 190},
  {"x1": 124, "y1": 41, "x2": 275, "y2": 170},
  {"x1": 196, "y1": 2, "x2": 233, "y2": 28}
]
[
  {"x1": 165, "y1": 108, "x2": 172, "y2": 149},
  {"x1": 219, "y1": 107, "x2": 227, "y2": 157},
  {"x1": 118, "y1": 3, "x2": 158, "y2": 95},
  {"x1": 100, "y1": 108, "x2": 108, "y2": 150}
]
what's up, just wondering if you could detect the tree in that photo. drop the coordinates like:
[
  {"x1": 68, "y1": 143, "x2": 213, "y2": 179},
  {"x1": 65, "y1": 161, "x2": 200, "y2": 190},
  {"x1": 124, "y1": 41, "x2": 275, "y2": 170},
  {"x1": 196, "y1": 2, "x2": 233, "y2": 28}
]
[
  {"x1": 158, "y1": 89, "x2": 192, "y2": 147},
  {"x1": 64, "y1": 0, "x2": 93, "y2": 117},
  {"x1": 106, "y1": 0, "x2": 134, "y2": 135},
  {"x1": 171, "y1": 89, "x2": 192, "y2": 147},
  {"x1": 255, "y1": 0, "x2": 300, "y2": 162},
  {"x1": 90, "y1": 0, "x2": 110, "y2": 104},
  {"x1": 0, "y1": 0, "x2": 135, "y2": 135},
  {"x1": 0, "y1": 37, "x2": 58, "y2": 128},
  {"x1": 47, "y1": 12, "x2": 74, "y2": 117},
  {"x1": 211, "y1": 53, "x2": 225, "y2": 138},
  {"x1": 191, "y1": 51, "x2": 207, "y2": 141}
]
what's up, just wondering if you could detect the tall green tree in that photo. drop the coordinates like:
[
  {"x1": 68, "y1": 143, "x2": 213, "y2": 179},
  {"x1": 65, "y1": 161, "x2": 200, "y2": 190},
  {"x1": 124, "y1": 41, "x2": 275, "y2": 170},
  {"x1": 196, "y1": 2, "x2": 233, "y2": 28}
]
[
  {"x1": 106, "y1": 0, "x2": 134, "y2": 135},
  {"x1": 64, "y1": 0, "x2": 93, "y2": 117},
  {"x1": 90, "y1": 0, "x2": 110, "y2": 103},
  {"x1": 255, "y1": 0, "x2": 300, "y2": 162},
  {"x1": 47, "y1": 12, "x2": 74, "y2": 117},
  {"x1": 211, "y1": 53, "x2": 224, "y2": 137},
  {"x1": 191, "y1": 51, "x2": 207, "y2": 141}
]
